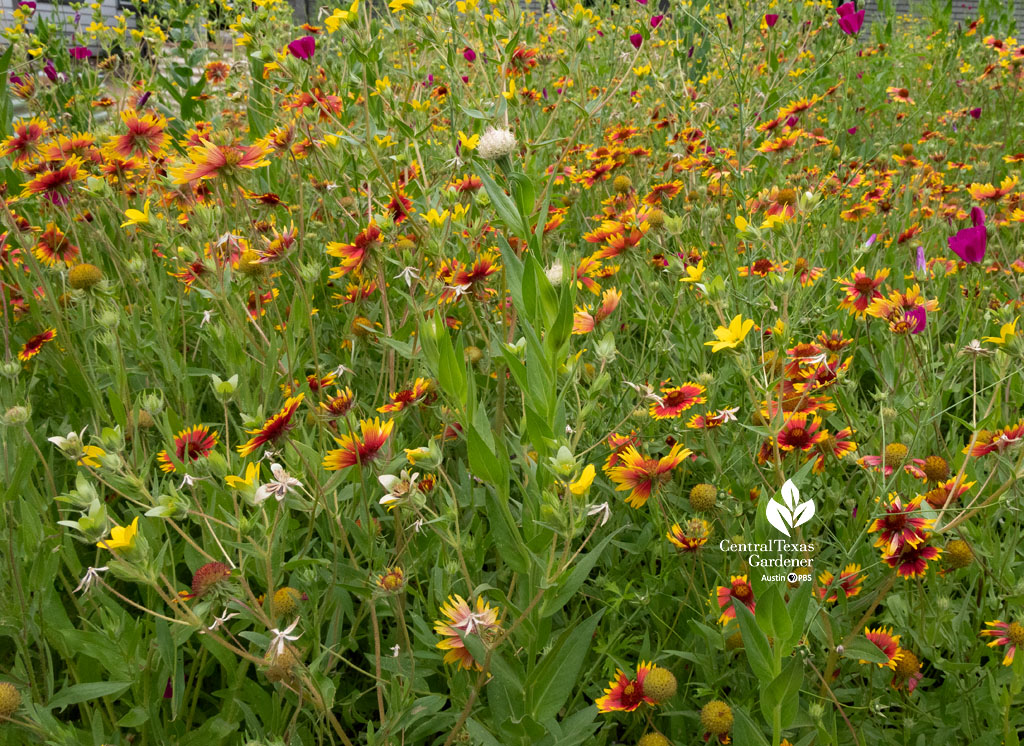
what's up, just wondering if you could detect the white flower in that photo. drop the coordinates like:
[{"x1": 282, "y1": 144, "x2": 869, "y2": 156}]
[
  {"x1": 268, "y1": 618, "x2": 302, "y2": 658},
  {"x1": 202, "y1": 609, "x2": 240, "y2": 634},
  {"x1": 331, "y1": 363, "x2": 354, "y2": 377},
  {"x1": 391, "y1": 644, "x2": 401, "y2": 657},
  {"x1": 587, "y1": 502, "x2": 611, "y2": 526},
  {"x1": 48, "y1": 428, "x2": 86, "y2": 454},
  {"x1": 200, "y1": 310, "x2": 214, "y2": 327},
  {"x1": 254, "y1": 463, "x2": 303, "y2": 504},
  {"x1": 714, "y1": 406, "x2": 740, "y2": 423},
  {"x1": 395, "y1": 266, "x2": 420, "y2": 287},
  {"x1": 74, "y1": 566, "x2": 108, "y2": 594},
  {"x1": 477, "y1": 127, "x2": 518, "y2": 161},
  {"x1": 545, "y1": 261, "x2": 564, "y2": 286},
  {"x1": 379, "y1": 470, "x2": 419, "y2": 507}
]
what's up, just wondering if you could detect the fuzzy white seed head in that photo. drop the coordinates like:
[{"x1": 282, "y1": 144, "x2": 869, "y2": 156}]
[{"x1": 477, "y1": 127, "x2": 518, "y2": 160}]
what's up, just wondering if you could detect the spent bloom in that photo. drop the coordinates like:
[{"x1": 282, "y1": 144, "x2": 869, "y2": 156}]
[{"x1": 476, "y1": 127, "x2": 517, "y2": 160}]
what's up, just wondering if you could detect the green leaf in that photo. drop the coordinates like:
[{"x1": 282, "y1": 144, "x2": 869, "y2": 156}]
[
  {"x1": 48, "y1": 681, "x2": 132, "y2": 712},
  {"x1": 733, "y1": 600, "x2": 774, "y2": 682},
  {"x1": 784, "y1": 580, "x2": 813, "y2": 653},
  {"x1": 843, "y1": 636, "x2": 891, "y2": 666},
  {"x1": 732, "y1": 704, "x2": 771, "y2": 746},
  {"x1": 755, "y1": 586, "x2": 792, "y2": 644},
  {"x1": 540, "y1": 528, "x2": 624, "y2": 618},
  {"x1": 477, "y1": 168, "x2": 527, "y2": 240},
  {"x1": 527, "y1": 610, "x2": 604, "y2": 721}
]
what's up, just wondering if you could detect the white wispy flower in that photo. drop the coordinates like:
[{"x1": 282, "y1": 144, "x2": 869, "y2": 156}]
[
  {"x1": 587, "y1": 502, "x2": 611, "y2": 526},
  {"x1": 254, "y1": 463, "x2": 303, "y2": 504},
  {"x1": 268, "y1": 618, "x2": 302, "y2": 658},
  {"x1": 74, "y1": 566, "x2": 108, "y2": 594}
]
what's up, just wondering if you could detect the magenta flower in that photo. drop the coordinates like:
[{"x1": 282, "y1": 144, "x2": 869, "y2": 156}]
[
  {"x1": 948, "y1": 224, "x2": 986, "y2": 263},
  {"x1": 916, "y1": 245, "x2": 926, "y2": 273},
  {"x1": 69, "y1": 46, "x2": 92, "y2": 60},
  {"x1": 635, "y1": 0, "x2": 647, "y2": 4},
  {"x1": 906, "y1": 306, "x2": 926, "y2": 334},
  {"x1": 18, "y1": 0, "x2": 35, "y2": 10},
  {"x1": 969, "y1": 107, "x2": 981, "y2": 119},
  {"x1": 651, "y1": 14, "x2": 663, "y2": 28},
  {"x1": 287, "y1": 36, "x2": 316, "y2": 60},
  {"x1": 971, "y1": 206, "x2": 986, "y2": 227},
  {"x1": 43, "y1": 59, "x2": 58, "y2": 83},
  {"x1": 629, "y1": 33, "x2": 643, "y2": 49},
  {"x1": 848, "y1": 126, "x2": 858, "y2": 134},
  {"x1": 836, "y1": 2, "x2": 864, "y2": 35},
  {"x1": 765, "y1": 13, "x2": 779, "y2": 27},
  {"x1": 463, "y1": 47, "x2": 476, "y2": 62}
]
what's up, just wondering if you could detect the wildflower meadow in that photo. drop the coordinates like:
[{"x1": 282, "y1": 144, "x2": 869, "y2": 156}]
[{"x1": 1, "y1": 0, "x2": 1024, "y2": 743}]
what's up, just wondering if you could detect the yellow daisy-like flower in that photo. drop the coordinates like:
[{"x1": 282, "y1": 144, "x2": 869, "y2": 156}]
[
  {"x1": 705, "y1": 315, "x2": 755, "y2": 353},
  {"x1": 568, "y1": 464, "x2": 596, "y2": 495},
  {"x1": 97, "y1": 517, "x2": 139, "y2": 551}
]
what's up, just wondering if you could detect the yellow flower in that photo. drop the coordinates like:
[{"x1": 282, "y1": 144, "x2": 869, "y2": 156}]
[
  {"x1": 79, "y1": 445, "x2": 106, "y2": 468},
  {"x1": 982, "y1": 317, "x2": 1018, "y2": 345},
  {"x1": 705, "y1": 315, "x2": 755, "y2": 352},
  {"x1": 633, "y1": 64, "x2": 651, "y2": 77},
  {"x1": 680, "y1": 259, "x2": 705, "y2": 283},
  {"x1": 120, "y1": 200, "x2": 151, "y2": 228},
  {"x1": 734, "y1": 215, "x2": 749, "y2": 232},
  {"x1": 569, "y1": 464, "x2": 595, "y2": 495},
  {"x1": 98, "y1": 517, "x2": 139, "y2": 551},
  {"x1": 458, "y1": 131, "x2": 479, "y2": 150},
  {"x1": 325, "y1": 0, "x2": 358, "y2": 31},
  {"x1": 374, "y1": 134, "x2": 396, "y2": 148},
  {"x1": 389, "y1": 0, "x2": 413, "y2": 12},
  {"x1": 502, "y1": 78, "x2": 516, "y2": 101},
  {"x1": 225, "y1": 462, "x2": 259, "y2": 489},
  {"x1": 424, "y1": 208, "x2": 450, "y2": 228},
  {"x1": 456, "y1": 0, "x2": 478, "y2": 11}
]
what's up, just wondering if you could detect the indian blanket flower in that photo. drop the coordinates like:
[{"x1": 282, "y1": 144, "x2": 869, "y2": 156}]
[
  {"x1": 378, "y1": 378, "x2": 433, "y2": 414},
  {"x1": 862, "y1": 627, "x2": 901, "y2": 668},
  {"x1": 21, "y1": 155, "x2": 85, "y2": 205},
  {"x1": 869, "y1": 494, "x2": 932, "y2": 554},
  {"x1": 705, "y1": 314, "x2": 754, "y2": 352},
  {"x1": 963, "y1": 420, "x2": 1024, "y2": 457},
  {"x1": 981, "y1": 620, "x2": 1024, "y2": 666},
  {"x1": 857, "y1": 441, "x2": 927, "y2": 478},
  {"x1": 606, "y1": 443, "x2": 691, "y2": 508},
  {"x1": 158, "y1": 425, "x2": 219, "y2": 473},
  {"x1": 572, "y1": 287, "x2": 621, "y2": 334},
  {"x1": 323, "y1": 417, "x2": 394, "y2": 470},
  {"x1": 34, "y1": 223, "x2": 79, "y2": 266},
  {"x1": 596, "y1": 661, "x2": 657, "y2": 713},
  {"x1": 883, "y1": 536, "x2": 942, "y2": 578},
  {"x1": 237, "y1": 394, "x2": 305, "y2": 457},
  {"x1": 648, "y1": 381, "x2": 706, "y2": 419},
  {"x1": 104, "y1": 109, "x2": 170, "y2": 160},
  {"x1": 811, "y1": 428, "x2": 858, "y2": 473},
  {"x1": 816, "y1": 564, "x2": 863, "y2": 602},
  {"x1": 776, "y1": 413, "x2": 828, "y2": 452},
  {"x1": 18, "y1": 328, "x2": 56, "y2": 361},
  {"x1": 716, "y1": 575, "x2": 756, "y2": 624},
  {"x1": 837, "y1": 267, "x2": 888, "y2": 316},
  {"x1": 667, "y1": 518, "x2": 710, "y2": 552},
  {"x1": 433, "y1": 595, "x2": 502, "y2": 670},
  {"x1": 169, "y1": 139, "x2": 272, "y2": 184},
  {"x1": 890, "y1": 649, "x2": 923, "y2": 692},
  {"x1": 326, "y1": 222, "x2": 381, "y2": 277}
]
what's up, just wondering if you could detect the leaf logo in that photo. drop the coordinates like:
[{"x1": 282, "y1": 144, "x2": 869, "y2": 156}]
[{"x1": 765, "y1": 479, "x2": 815, "y2": 537}]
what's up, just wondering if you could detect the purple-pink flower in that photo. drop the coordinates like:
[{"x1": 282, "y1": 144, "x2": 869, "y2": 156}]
[
  {"x1": 836, "y1": 2, "x2": 864, "y2": 35},
  {"x1": 287, "y1": 36, "x2": 316, "y2": 60},
  {"x1": 969, "y1": 107, "x2": 982, "y2": 119},
  {"x1": 765, "y1": 13, "x2": 779, "y2": 28},
  {"x1": 629, "y1": 33, "x2": 643, "y2": 50},
  {"x1": 948, "y1": 217, "x2": 986, "y2": 264},
  {"x1": 463, "y1": 47, "x2": 476, "y2": 63},
  {"x1": 651, "y1": 14, "x2": 663, "y2": 28},
  {"x1": 906, "y1": 306, "x2": 927, "y2": 334},
  {"x1": 69, "y1": 46, "x2": 92, "y2": 60}
]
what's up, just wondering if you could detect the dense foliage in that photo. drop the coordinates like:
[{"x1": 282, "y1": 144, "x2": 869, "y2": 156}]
[{"x1": 1, "y1": 0, "x2": 1024, "y2": 744}]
